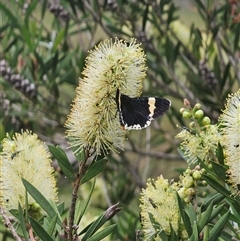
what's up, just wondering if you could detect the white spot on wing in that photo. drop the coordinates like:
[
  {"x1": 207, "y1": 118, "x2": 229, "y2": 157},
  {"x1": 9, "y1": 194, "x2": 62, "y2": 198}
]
[{"x1": 124, "y1": 120, "x2": 152, "y2": 130}]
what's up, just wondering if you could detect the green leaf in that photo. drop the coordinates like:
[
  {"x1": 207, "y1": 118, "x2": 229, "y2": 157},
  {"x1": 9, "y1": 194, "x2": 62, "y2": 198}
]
[
  {"x1": 52, "y1": 28, "x2": 65, "y2": 52},
  {"x1": 47, "y1": 214, "x2": 58, "y2": 236},
  {"x1": 234, "y1": 24, "x2": 240, "y2": 51},
  {"x1": 203, "y1": 226, "x2": 209, "y2": 241},
  {"x1": 211, "y1": 161, "x2": 227, "y2": 182},
  {"x1": 197, "y1": 202, "x2": 214, "y2": 232},
  {"x1": 48, "y1": 145, "x2": 75, "y2": 182},
  {"x1": 176, "y1": 193, "x2": 193, "y2": 236},
  {"x1": 21, "y1": 178, "x2": 62, "y2": 225},
  {"x1": 209, "y1": 211, "x2": 230, "y2": 241},
  {"x1": 169, "y1": 223, "x2": 180, "y2": 241},
  {"x1": 75, "y1": 178, "x2": 96, "y2": 225},
  {"x1": 202, "y1": 193, "x2": 225, "y2": 212},
  {"x1": 189, "y1": 221, "x2": 198, "y2": 241},
  {"x1": 21, "y1": 25, "x2": 34, "y2": 51},
  {"x1": 158, "y1": 230, "x2": 168, "y2": 241},
  {"x1": 80, "y1": 203, "x2": 120, "y2": 240},
  {"x1": 81, "y1": 214, "x2": 105, "y2": 240},
  {"x1": 18, "y1": 203, "x2": 29, "y2": 241},
  {"x1": 216, "y1": 143, "x2": 224, "y2": 165},
  {"x1": 202, "y1": 174, "x2": 232, "y2": 199},
  {"x1": 0, "y1": 2, "x2": 20, "y2": 28},
  {"x1": 29, "y1": 217, "x2": 54, "y2": 241},
  {"x1": 81, "y1": 159, "x2": 108, "y2": 184},
  {"x1": 208, "y1": 203, "x2": 226, "y2": 223},
  {"x1": 24, "y1": 0, "x2": 38, "y2": 24},
  {"x1": 56, "y1": 202, "x2": 65, "y2": 215},
  {"x1": 86, "y1": 224, "x2": 117, "y2": 241}
]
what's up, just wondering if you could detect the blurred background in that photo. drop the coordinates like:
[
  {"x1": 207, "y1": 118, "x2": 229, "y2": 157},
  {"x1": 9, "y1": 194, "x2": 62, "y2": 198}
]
[{"x1": 0, "y1": 0, "x2": 239, "y2": 240}]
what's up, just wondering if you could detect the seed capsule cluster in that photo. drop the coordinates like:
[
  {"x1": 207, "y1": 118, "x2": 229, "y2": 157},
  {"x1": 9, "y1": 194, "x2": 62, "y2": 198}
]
[
  {"x1": 0, "y1": 60, "x2": 37, "y2": 99},
  {"x1": 48, "y1": 3, "x2": 69, "y2": 22}
]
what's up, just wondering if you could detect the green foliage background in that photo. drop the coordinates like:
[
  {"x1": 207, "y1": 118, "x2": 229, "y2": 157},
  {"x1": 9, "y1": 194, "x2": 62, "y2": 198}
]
[{"x1": 0, "y1": 0, "x2": 239, "y2": 240}]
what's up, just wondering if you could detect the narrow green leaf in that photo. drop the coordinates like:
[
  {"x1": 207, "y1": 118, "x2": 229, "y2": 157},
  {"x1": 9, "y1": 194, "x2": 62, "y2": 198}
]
[
  {"x1": 81, "y1": 214, "x2": 105, "y2": 241},
  {"x1": 24, "y1": 0, "x2": 38, "y2": 23},
  {"x1": 0, "y1": 23, "x2": 10, "y2": 34},
  {"x1": 189, "y1": 221, "x2": 198, "y2": 241},
  {"x1": 220, "y1": 229, "x2": 237, "y2": 241},
  {"x1": 203, "y1": 226, "x2": 209, "y2": 241},
  {"x1": 41, "y1": 0, "x2": 48, "y2": 18},
  {"x1": 47, "y1": 214, "x2": 58, "y2": 236},
  {"x1": 80, "y1": 203, "x2": 120, "y2": 239},
  {"x1": 30, "y1": 217, "x2": 54, "y2": 241},
  {"x1": 176, "y1": 193, "x2": 193, "y2": 236},
  {"x1": 52, "y1": 28, "x2": 65, "y2": 52},
  {"x1": 209, "y1": 211, "x2": 230, "y2": 241},
  {"x1": 208, "y1": 203, "x2": 226, "y2": 223},
  {"x1": 197, "y1": 202, "x2": 214, "y2": 232},
  {"x1": 0, "y1": 2, "x2": 19, "y2": 28},
  {"x1": 81, "y1": 159, "x2": 108, "y2": 184},
  {"x1": 18, "y1": 203, "x2": 29, "y2": 241},
  {"x1": 75, "y1": 178, "x2": 96, "y2": 225},
  {"x1": 21, "y1": 25, "x2": 33, "y2": 51},
  {"x1": 86, "y1": 224, "x2": 117, "y2": 241},
  {"x1": 202, "y1": 193, "x2": 225, "y2": 212},
  {"x1": 194, "y1": 0, "x2": 206, "y2": 12},
  {"x1": 48, "y1": 145, "x2": 75, "y2": 182},
  {"x1": 210, "y1": 161, "x2": 227, "y2": 181},
  {"x1": 21, "y1": 179, "x2": 62, "y2": 225},
  {"x1": 234, "y1": 24, "x2": 240, "y2": 51},
  {"x1": 158, "y1": 230, "x2": 168, "y2": 241},
  {"x1": 221, "y1": 64, "x2": 231, "y2": 93},
  {"x1": 57, "y1": 202, "x2": 65, "y2": 216},
  {"x1": 202, "y1": 174, "x2": 231, "y2": 198},
  {"x1": 170, "y1": 223, "x2": 180, "y2": 241},
  {"x1": 24, "y1": 189, "x2": 29, "y2": 222}
]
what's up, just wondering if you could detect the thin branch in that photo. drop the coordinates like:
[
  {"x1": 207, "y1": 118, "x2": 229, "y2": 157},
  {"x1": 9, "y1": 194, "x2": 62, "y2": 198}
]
[
  {"x1": 68, "y1": 154, "x2": 88, "y2": 241},
  {"x1": 0, "y1": 207, "x2": 23, "y2": 241},
  {"x1": 124, "y1": 146, "x2": 183, "y2": 161},
  {"x1": 83, "y1": 1, "x2": 114, "y2": 38}
]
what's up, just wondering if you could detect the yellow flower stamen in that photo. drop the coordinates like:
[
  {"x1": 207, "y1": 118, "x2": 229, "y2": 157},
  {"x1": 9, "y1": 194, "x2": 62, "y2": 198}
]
[
  {"x1": 65, "y1": 38, "x2": 147, "y2": 155},
  {"x1": 0, "y1": 130, "x2": 58, "y2": 218}
]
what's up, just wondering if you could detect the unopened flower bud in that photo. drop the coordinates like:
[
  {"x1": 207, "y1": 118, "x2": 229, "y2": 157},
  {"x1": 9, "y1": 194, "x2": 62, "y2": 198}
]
[
  {"x1": 194, "y1": 110, "x2": 204, "y2": 119},
  {"x1": 182, "y1": 176, "x2": 194, "y2": 188},
  {"x1": 178, "y1": 187, "x2": 187, "y2": 198},
  {"x1": 201, "y1": 116, "x2": 211, "y2": 125},
  {"x1": 195, "y1": 165, "x2": 201, "y2": 170},
  {"x1": 198, "y1": 192, "x2": 207, "y2": 198},
  {"x1": 185, "y1": 187, "x2": 196, "y2": 196},
  {"x1": 192, "y1": 170, "x2": 201, "y2": 180},
  {"x1": 179, "y1": 108, "x2": 185, "y2": 114},
  {"x1": 183, "y1": 111, "x2": 192, "y2": 119},
  {"x1": 194, "y1": 103, "x2": 201, "y2": 110},
  {"x1": 199, "y1": 180, "x2": 207, "y2": 186},
  {"x1": 189, "y1": 121, "x2": 195, "y2": 129},
  {"x1": 183, "y1": 98, "x2": 191, "y2": 108}
]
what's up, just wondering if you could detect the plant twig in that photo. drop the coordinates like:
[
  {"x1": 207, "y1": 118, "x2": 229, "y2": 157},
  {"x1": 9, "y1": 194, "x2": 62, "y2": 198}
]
[
  {"x1": 68, "y1": 154, "x2": 88, "y2": 241},
  {"x1": 83, "y1": 1, "x2": 114, "y2": 38},
  {"x1": 0, "y1": 207, "x2": 23, "y2": 241},
  {"x1": 28, "y1": 226, "x2": 36, "y2": 241}
]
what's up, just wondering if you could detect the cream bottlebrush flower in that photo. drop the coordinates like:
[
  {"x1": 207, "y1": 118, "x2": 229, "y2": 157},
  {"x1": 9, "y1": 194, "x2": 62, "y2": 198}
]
[
  {"x1": 0, "y1": 130, "x2": 58, "y2": 217},
  {"x1": 65, "y1": 38, "x2": 146, "y2": 155},
  {"x1": 219, "y1": 89, "x2": 240, "y2": 195},
  {"x1": 140, "y1": 176, "x2": 184, "y2": 240},
  {"x1": 176, "y1": 125, "x2": 221, "y2": 164}
]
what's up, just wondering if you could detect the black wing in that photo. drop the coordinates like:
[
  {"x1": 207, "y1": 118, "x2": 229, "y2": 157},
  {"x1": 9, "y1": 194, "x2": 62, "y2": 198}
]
[{"x1": 116, "y1": 90, "x2": 171, "y2": 130}]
